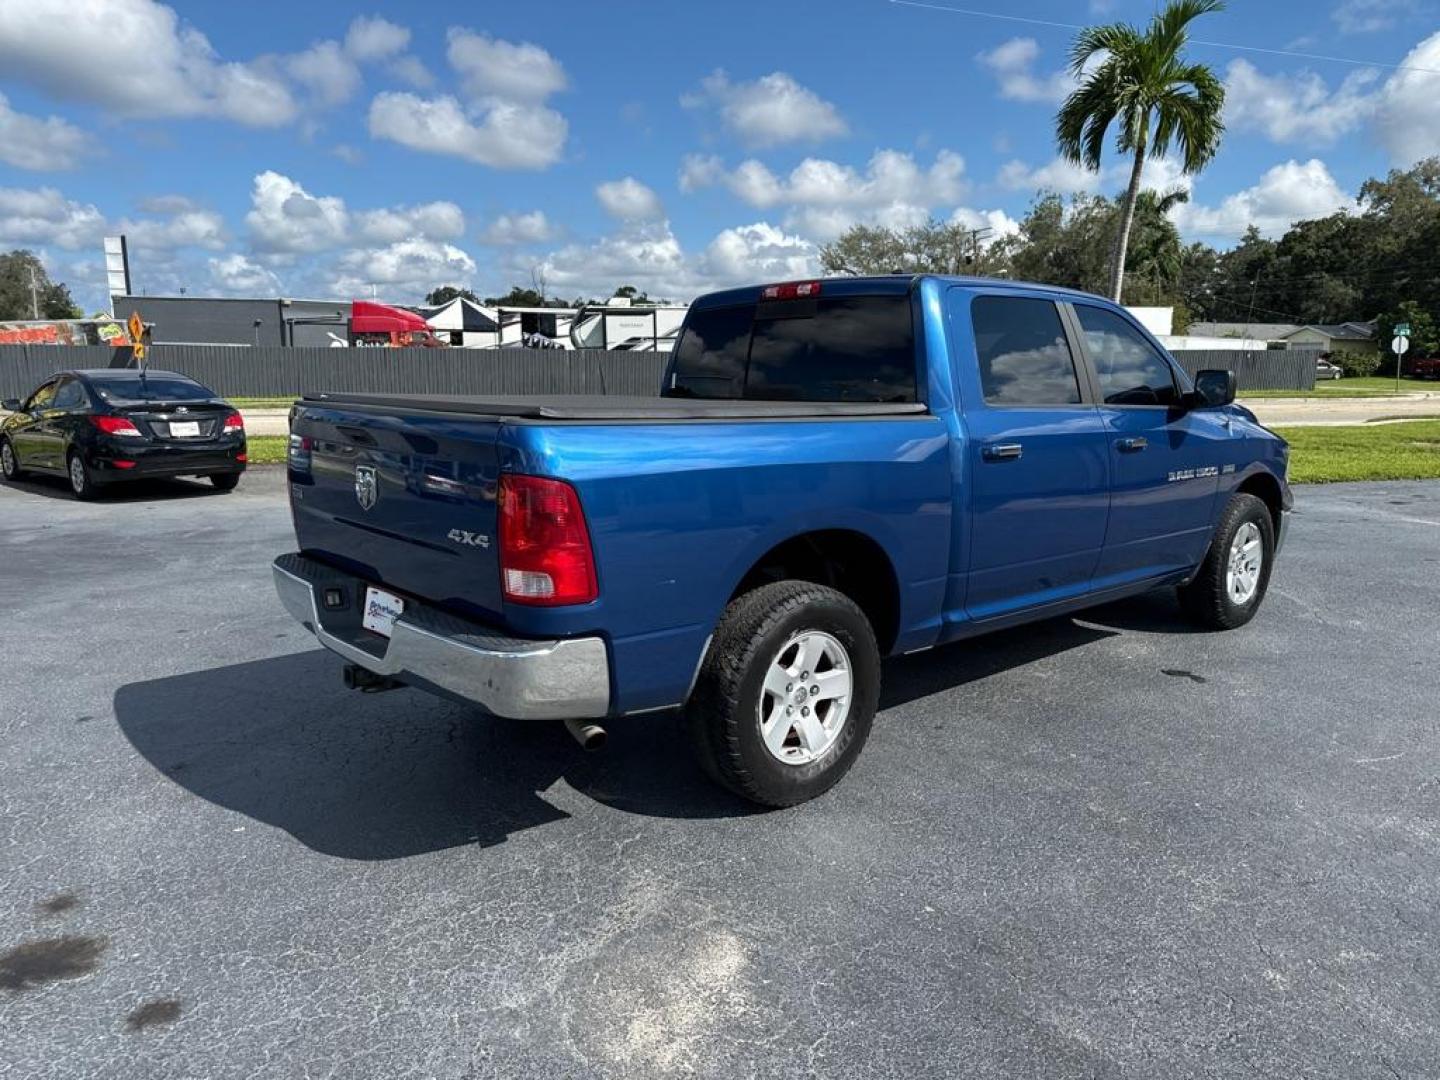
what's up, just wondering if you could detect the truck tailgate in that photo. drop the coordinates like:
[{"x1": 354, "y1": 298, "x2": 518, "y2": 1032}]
[{"x1": 289, "y1": 402, "x2": 505, "y2": 620}]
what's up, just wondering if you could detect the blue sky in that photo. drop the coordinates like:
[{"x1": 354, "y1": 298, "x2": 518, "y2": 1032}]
[{"x1": 1, "y1": 0, "x2": 1437, "y2": 311}]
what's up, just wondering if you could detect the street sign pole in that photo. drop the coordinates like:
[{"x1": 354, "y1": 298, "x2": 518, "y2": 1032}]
[{"x1": 1392, "y1": 334, "x2": 1411, "y2": 392}]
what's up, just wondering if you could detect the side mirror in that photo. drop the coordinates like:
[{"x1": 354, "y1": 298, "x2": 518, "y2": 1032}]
[
  {"x1": 1191, "y1": 369, "x2": 1236, "y2": 408},
  {"x1": 1, "y1": 398, "x2": 21, "y2": 412}
]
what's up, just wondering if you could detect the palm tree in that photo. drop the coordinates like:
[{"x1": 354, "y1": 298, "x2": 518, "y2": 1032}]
[{"x1": 1057, "y1": 0, "x2": 1226, "y2": 302}]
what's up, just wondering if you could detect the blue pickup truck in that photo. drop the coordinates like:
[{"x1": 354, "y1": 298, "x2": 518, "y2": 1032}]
[{"x1": 273, "y1": 275, "x2": 1291, "y2": 806}]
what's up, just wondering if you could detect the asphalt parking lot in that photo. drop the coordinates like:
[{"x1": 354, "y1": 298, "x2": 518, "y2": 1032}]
[{"x1": 2, "y1": 467, "x2": 1438, "y2": 1079}]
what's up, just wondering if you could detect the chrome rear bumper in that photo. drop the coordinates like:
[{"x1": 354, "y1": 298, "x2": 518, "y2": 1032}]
[{"x1": 272, "y1": 554, "x2": 609, "y2": 720}]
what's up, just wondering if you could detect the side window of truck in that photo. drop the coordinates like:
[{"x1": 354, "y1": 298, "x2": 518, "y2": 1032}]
[
  {"x1": 1074, "y1": 305, "x2": 1179, "y2": 407},
  {"x1": 971, "y1": 295, "x2": 1082, "y2": 405}
]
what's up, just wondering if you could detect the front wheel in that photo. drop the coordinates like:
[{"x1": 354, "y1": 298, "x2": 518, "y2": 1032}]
[
  {"x1": 0, "y1": 437, "x2": 21, "y2": 481},
  {"x1": 1178, "y1": 492, "x2": 1275, "y2": 630},
  {"x1": 686, "y1": 580, "x2": 881, "y2": 807}
]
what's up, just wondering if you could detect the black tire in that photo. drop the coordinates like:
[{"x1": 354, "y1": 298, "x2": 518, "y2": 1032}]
[
  {"x1": 0, "y1": 437, "x2": 21, "y2": 481},
  {"x1": 67, "y1": 450, "x2": 101, "y2": 501},
  {"x1": 210, "y1": 473, "x2": 241, "y2": 492},
  {"x1": 686, "y1": 580, "x2": 881, "y2": 808},
  {"x1": 1177, "y1": 492, "x2": 1275, "y2": 630}
]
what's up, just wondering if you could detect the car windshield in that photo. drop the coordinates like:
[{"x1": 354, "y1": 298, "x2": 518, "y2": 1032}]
[{"x1": 88, "y1": 376, "x2": 217, "y2": 403}]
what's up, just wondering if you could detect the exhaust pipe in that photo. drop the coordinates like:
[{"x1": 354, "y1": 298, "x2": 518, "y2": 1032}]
[
  {"x1": 564, "y1": 718, "x2": 607, "y2": 751},
  {"x1": 342, "y1": 664, "x2": 403, "y2": 693}
]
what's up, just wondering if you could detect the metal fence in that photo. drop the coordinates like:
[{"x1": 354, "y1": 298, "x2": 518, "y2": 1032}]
[
  {"x1": 1170, "y1": 348, "x2": 1319, "y2": 392},
  {"x1": 2, "y1": 343, "x2": 1319, "y2": 401},
  {"x1": 0, "y1": 345, "x2": 671, "y2": 400}
]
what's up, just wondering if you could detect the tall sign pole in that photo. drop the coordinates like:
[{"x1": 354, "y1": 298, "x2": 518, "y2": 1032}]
[{"x1": 1393, "y1": 322, "x2": 1411, "y2": 393}]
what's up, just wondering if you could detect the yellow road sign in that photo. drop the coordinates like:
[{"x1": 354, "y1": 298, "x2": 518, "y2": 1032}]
[
  {"x1": 126, "y1": 310, "x2": 143, "y2": 345},
  {"x1": 133, "y1": 342, "x2": 146, "y2": 362}
]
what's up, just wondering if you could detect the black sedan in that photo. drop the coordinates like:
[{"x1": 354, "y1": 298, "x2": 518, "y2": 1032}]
[{"x1": 1, "y1": 369, "x2": 246, "y2": 499}]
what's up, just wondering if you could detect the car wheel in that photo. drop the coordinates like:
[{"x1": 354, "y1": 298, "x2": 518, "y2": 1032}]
[
  {"x1": 0, "y1": 437, "x2": 21, "y2": 481},
  {"x1": 686, "y1": 580, "x2": 880, "y2": 807},
  {"x1": 1177, "y1": 492, "x2": 1275, "y2": 631},
  {"x1": 67, "y1": 450, "x2": 100, "y2": 501},
  {"x1": 210, "y1": 473, "x2": 241, "y2": 492}
]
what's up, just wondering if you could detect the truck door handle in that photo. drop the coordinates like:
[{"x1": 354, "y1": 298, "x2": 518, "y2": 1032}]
[
  {"x1": 982, "y1": 442, "x2": 1023, "y2": 461},
  {"x1": 1117, "y1": 437, "x2": 1148, "y2": 453}
]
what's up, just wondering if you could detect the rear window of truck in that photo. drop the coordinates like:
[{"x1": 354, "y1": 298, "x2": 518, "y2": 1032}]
[{"x1": 666, "y1": 295, "x2": 917, "y2": 402}]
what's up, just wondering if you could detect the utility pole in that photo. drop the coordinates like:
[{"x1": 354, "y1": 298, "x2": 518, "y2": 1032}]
[
  {"x1": 967, "y1": 227, "x2": 993, "y2": 274},
  {"x1": 28, "y1": 264, "x2": 40, "y2": 319}
]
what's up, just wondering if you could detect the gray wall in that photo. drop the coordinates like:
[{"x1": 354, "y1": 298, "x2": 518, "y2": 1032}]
[
  {"x1": 113, "y1": 297, "x2": 353, "y2": 347},
  {"x1": 0, "y1": 345, "x2": 670, "y2": 400},
  {"x1": 1171, "y1": 349, "x2": 1319, "y2": 392},
  {"x1": 2, "y1": 344, "x2": 1317, "y2": 402}
]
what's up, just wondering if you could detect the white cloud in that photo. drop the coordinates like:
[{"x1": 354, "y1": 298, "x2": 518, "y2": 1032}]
[
  {"x1": 533, "y1": 219, "x2": 817, "y2": 302},
  {"x1": 388, "y1": 55, "x2": 433, "y2": 89},
  {"x1": 998, "y1": 154, "x2": 1192, "y2": 197},
  {"x1": 0, "y1": 94, "x2": 90, "y2": 171},
  {"x1": 245, "y1": 171, "x2": 350, "y2": 253},
  {"x1": 678, "y1": 153, "x2": 725, "y2": 193},
  {"x1": 345, "y1": 15, "x2": 409, "y2": 61},
  {"x1": 1175, "y1": 159, "x2": 1351, "y2": 239},
  {"x1": 209, "y1": 252, "x2": 280, "y2": 295},
  {"x1": 445, "y1": 28, "x2": 568, "y2": 104},
  {"x1": 480, "y1": 211, "x2": 556, "y2": 245},
  {"x1": 245, "y1": 171, "x2": 468, "y2": 255},
  {"x1": 1374, "y1": 32, "x2": 1440, "y2": 165},
  {"x1": 368, "y1": 92, "x2": 567, "y2": 169},
  {"x1": 286, "y1": 40, "x2": 363, "y2": 107},
  {"x1": 596, "y1": 177, "x2": 664, "y2": 222},
  {"x1": 1224, "y1": 59, "x2": 1379, "y2": 144},
  {"x1": 0, "y1": 187, "x2": 105, "y2": 249},
  {"x1": 684, "y1": 70, "x2": 848, "y2": 147},
  {"x1": 949, "y1": 207, "x2": 1022, "y2": 243},
  {"x1": 119, "y1": 205, "x2": 227, "y2": 251},
  {"x1": 332, "y1": 237, "x2": 477, "y2": 296},
  {"x1": 0, "y1": 0, "x2": 296, "y2": 126},
  {"x1": 1333, "y1": 0, "x2": 1416, "y2": 33},
  {"x1": 978, "y1": 38, "x2": 1075, "y2": 104},
  {"x1": 720, "y1": 150, "x2": 967, "y2": 211},
  {"x1": 353, "y1": 202, "x2": 465, "y2": 245}
]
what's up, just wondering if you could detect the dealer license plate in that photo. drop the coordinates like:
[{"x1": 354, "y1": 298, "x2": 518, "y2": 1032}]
[
  {"x1": 362, "y1": 586, "x2": 405, "y2": 638},
  {"x1": 170, "y1": 421, "x2": 200, "y2": 437}
]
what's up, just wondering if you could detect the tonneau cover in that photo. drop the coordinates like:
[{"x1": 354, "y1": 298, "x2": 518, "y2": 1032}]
[{"x1": 300, "y1": 392, "x2": 929, "y2": 421}]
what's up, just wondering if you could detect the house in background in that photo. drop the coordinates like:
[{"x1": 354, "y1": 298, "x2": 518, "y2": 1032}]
[
  {"x1": 1281, "y1": 322, "x2": 1379, "y2": 356},
  {"x1": 1184, "y1": 321, "x2": 1378, "y2": 354}
]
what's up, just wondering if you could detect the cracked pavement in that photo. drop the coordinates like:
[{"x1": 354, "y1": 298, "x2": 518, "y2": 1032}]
[{"x1": 1, "y1": 468, "x2": 1438, "y2": 1079}]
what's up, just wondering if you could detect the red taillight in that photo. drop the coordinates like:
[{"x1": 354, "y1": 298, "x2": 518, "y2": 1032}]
[
  {"x1": 223, "y1": 411, "x2": 244, "y2": 433},
  {"x1": 235, "y1": 453, "x2": 247, "y2": 463},
  {"x1": 112, "y1": 460, "x2": 136, "y2": 469},
  {"x1": 90, "y1": 415, "x2": 142, "y2": 437},
  {"x1": 761, "y1": 280, "x2": 822, "y2": 301},
  {"x1": 499, "y1": 474, "x2": 597, "y2": 606}
]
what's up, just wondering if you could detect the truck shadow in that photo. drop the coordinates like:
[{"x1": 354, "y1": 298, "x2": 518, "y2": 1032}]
[{"x1": 114, "y1": 594, "x2": 1195, "y2": 860}]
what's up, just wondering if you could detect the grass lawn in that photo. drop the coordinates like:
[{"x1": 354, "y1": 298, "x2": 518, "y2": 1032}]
[
  {"x1": 246, "y1": 435, "x2": 289, "y2": 465},
  {"x1": 1244, "y1": 377, "x2": 1436, "y2": 399},
  {"x1": 1275, "y1": 421, "x2": 1440, "y2": 483}
]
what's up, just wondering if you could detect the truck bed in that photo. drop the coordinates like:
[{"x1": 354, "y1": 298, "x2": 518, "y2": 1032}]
[{"x1": 299, "y1": 392, "x2": 929, "y2": 422}]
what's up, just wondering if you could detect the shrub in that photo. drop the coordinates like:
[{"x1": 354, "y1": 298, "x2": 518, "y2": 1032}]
[{"x1": 1333, "y1": 349, "x2": 1381, "y2": 378}]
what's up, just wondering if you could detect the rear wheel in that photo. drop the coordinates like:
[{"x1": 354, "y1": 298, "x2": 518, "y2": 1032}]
[
  {"x1": 1178, "y1": 492, "x2": 1275, "y2": 630},
  {"x1": 210, "y1": 473, "x2": 241, "y2": 492},
  {"x1": 686, "y1": 580, "x2": 880, "y2": 807},
  {"x1": 0, "y1": 437, "x2": 21, "y2": 481},
  {"x1": 67, "y1": 450, "x2": 100, "y2": 501}
]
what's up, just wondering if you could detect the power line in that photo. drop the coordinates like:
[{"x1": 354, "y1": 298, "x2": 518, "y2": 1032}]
[{"x1": 885, "y1": 0, "x2": 1440, "y2": 75}]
